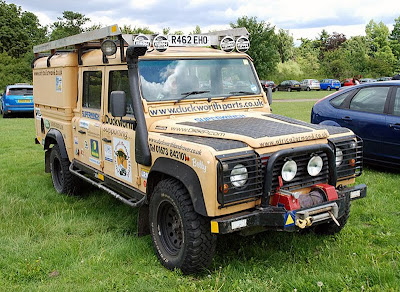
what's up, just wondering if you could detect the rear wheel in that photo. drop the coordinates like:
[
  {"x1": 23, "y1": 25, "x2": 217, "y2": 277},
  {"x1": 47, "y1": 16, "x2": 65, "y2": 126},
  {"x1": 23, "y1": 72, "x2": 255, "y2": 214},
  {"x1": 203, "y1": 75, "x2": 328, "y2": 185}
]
[
  {"x1": 327, "y1": 86, "x2": 331, "y2": 91},
  {"x1": 287, "y1": 87, "x2": 291, "y2": 92},
  {"x1": 50, "y1": 145, "x2": 76, "y2": 194},
  {"x1": 149, "y1": 178, "x2": 216, "y2": 274},
  {"x1": 306, "y1": 87, "x2": 311, "y2": 91},
  {"x1": 313, "y1": 198, "x2": 350, "y2": 235}
]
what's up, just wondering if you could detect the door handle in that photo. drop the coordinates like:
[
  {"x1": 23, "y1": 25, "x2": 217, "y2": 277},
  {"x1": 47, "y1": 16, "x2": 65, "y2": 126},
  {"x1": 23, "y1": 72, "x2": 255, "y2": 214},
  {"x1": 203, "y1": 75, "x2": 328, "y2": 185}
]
[
  {"x1": 341, "y1": 116, "x2": 352, "y2": 121},
  {"x1": 102, "y1": 138, "x2": 112, "y2": 143},
  {"x1": 78, "y1": 130, "x2": 86, "y2": 134}
]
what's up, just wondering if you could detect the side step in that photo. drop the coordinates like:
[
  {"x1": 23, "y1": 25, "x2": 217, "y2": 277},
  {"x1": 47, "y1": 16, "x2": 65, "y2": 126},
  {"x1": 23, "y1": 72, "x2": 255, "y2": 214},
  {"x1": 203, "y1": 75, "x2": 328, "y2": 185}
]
[{"x1": 69, "y1": 163, "x2": 146, "y2": 208}]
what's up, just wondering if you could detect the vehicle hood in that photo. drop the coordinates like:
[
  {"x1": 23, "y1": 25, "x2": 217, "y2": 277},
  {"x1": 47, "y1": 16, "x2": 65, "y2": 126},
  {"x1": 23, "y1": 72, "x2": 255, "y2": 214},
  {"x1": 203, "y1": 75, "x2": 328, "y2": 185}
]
[{"x1": 149, "y1": 112, "x2": 350, "y2": 149}]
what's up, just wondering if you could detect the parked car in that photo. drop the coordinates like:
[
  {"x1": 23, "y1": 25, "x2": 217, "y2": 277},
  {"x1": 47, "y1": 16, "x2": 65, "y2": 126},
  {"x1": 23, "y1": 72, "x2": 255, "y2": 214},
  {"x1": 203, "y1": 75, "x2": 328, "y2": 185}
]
[
  {"x1": 377, "y1": 77, "x2": 392, "y2": 81},
  {"x1": 311, "y1": 81, "x2": 400, "y2": 168},
  {"x1": 360, "y1": 78, "x2": 377, "y2": 83},
  {"x1": 300, "y1": 79, "x2": 320, "y2": 91},
  {"x1": 260, "y1": 80, "x2": 276, "y2": 92},
  {"x1": 276, "y1": 80, "x2": 301, "y2": 92},
  {"x1": 320, "y1": 79, "x2": 341, "y2": 91},
  {"x1": 341, "y1": 78, "x2": 357, "y2": 87},
  {"x1": 0, "y1": 84, "x2": 33, "y2": 118}
]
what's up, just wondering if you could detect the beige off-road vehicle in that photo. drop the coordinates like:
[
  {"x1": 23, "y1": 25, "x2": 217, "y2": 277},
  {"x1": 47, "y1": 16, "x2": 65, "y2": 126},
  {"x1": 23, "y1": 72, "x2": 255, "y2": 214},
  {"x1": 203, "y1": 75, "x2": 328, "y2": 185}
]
[{"x1": 33, "y1": 25, "x2": 366, "y2": 273}]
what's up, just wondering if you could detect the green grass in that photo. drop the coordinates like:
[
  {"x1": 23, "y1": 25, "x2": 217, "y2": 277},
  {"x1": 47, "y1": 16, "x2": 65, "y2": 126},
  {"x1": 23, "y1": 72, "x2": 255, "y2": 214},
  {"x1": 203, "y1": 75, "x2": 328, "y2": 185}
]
[
  {"x1": 272, "y1": 90, "x2": 333, "y2": 100},
  {"x1": 1, "y1": 107, "x2": 399, "y2": 291}
]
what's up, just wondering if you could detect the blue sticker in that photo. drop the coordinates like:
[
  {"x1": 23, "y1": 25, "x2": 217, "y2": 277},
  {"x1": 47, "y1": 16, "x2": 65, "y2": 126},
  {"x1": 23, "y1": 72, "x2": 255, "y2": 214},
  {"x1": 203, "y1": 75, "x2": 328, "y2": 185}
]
[{"x1": 284, "y1": 211, "x2": 296, "y2": 227}]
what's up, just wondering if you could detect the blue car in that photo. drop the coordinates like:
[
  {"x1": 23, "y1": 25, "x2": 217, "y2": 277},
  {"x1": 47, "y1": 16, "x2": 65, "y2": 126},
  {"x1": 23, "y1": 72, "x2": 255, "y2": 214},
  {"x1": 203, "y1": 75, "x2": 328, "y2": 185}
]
[
  {"x1": 311, "y1": 81, "x2": 400, "y2": 168},
  {"x1": 1, "y1": 84, "x2": 33, "y2": 118},
  {"x1": 320, "y1": 79, "x2": 341, "y2": 91}
]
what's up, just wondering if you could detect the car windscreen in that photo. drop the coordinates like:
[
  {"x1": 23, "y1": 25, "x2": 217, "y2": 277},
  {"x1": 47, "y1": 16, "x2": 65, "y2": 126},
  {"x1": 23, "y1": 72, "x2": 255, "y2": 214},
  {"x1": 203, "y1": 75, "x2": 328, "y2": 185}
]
[
  {"x1": 8, "y1": 88, "x2": 33, "y2": 96},
  {"x1": 138, "y1": 58, "x2": 261, "y2": 102}
]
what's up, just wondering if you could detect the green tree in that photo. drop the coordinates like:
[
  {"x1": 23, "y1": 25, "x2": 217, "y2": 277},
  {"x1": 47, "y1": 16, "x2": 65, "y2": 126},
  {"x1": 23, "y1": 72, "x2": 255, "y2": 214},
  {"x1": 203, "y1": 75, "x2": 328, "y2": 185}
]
[
  {"x1": 121, "y1": 25, "x2": 154, "y2": 35},
  {"x1": 191, "y1": 25, "x2": 201, "y2": 34},
  {"x1": 389, "y1": 16, "x2": 400, "y2": 72},
  {"x1": 50, "y1": 11, "x2": 90, "y2": 40},
  {"x1": 230, "y1": 16, "x2": 279, "y2": 78},
  {"x1": 276, "y1": 28, "x2": 294, "y2": 63}
]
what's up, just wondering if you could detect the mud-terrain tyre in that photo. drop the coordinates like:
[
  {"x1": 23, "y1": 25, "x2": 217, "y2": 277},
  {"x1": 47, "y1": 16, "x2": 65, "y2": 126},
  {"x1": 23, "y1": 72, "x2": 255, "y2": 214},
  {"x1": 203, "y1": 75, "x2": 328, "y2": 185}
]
[
  {"x1": 149, "y1": 178, "x2": 216, "y2": 274},
  {"x1": 50, "y1": 145, "x2": 76, "y2": 194},
  {"x1": 313, "y1": 198, "x2": 350, "y2": 235}
]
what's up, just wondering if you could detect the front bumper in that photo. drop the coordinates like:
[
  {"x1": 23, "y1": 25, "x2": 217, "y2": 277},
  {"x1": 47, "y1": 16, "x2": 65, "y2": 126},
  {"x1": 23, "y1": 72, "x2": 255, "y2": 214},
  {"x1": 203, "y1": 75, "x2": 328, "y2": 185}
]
[{"x1": 210, "y1": 184, "x2": 366, "y2": 234}]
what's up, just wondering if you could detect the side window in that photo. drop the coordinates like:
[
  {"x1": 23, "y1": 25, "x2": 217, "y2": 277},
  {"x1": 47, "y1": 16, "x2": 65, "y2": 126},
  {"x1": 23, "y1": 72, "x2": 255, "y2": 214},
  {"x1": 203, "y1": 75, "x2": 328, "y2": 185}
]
[
  {"x1": 109, "y1": 70, "x2": 134, "y2": 115},
  {"x1": 330, "y1": 90, "x2": 354, "y2": 108},
  {"x1": 393, "y1": 88, "x2": 400, "y2": 116},
  {"x1": 83, "y1": 71, "x2": 102, "y2": 109},
  {"x1": 349, "y1": 86, "x2": 389, "y2": 114}
]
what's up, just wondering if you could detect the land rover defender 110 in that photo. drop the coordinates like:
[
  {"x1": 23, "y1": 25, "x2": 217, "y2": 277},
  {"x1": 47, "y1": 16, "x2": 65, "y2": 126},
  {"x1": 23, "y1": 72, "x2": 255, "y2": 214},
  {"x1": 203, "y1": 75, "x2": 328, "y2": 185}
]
[{"x1": 32, "y1": 25, "x2": 366, "y2": 274}]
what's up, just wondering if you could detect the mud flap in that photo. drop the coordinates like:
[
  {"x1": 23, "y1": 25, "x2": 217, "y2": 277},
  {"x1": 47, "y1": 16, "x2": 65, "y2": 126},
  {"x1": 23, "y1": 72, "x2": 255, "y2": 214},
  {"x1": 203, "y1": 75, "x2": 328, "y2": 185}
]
[{"x1": 137, "y1": 204, "x2": 150, "y2": 237}]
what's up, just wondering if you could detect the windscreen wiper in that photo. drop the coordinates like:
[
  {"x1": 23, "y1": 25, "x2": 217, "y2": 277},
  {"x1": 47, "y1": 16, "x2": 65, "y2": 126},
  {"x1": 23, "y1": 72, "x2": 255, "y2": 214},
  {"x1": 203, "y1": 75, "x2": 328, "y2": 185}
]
[
  {"x1": 222, "y1": 91, "x2": 255, "y2": 101},
  {"x1": 175, "y1": 90, "x2": 210, "y2": 104}
]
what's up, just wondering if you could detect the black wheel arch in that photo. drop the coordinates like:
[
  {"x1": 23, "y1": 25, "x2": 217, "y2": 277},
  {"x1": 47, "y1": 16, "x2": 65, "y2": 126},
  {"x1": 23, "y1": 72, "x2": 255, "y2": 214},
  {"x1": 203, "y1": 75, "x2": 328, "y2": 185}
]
[
  {"x1": 44, "y1": 129, "x2": 69, "y2": 173},
  {"x1": 147, "y1": 157, "x2": 208, "y2": 216}
]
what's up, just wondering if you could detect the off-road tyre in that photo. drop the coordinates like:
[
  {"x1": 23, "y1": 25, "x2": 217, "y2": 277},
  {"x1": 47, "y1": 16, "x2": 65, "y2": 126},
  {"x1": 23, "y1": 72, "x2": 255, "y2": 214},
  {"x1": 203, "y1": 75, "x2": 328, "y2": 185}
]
[
  {"x1": 149, "y1": 178, "x2": 216, "y2": 274},
  {"x1": 50, "y1": 145, "x2": 76, "y2": 194},
  {"x1": 313, "y1": 198, "x2": 351, "y2": 235}
]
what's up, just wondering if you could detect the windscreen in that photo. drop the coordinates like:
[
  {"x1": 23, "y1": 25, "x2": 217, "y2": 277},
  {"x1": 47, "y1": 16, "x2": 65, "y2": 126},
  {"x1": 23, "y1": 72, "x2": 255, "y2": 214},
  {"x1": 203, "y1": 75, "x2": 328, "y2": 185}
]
[
  {"x1": 8, "y1": 88, "x2": 33, "y2": 96},
  {"x1": 138, "y1": 58, "x2": 261, "y2": 102}
]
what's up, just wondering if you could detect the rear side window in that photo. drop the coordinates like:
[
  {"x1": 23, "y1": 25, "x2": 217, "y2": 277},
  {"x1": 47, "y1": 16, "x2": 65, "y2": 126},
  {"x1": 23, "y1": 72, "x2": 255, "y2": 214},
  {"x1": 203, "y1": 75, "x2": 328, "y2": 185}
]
[
  {"x1": 393, "y1": 88, "x2": 400, "y2": 116},
  {"x1": 83, "y1": 71, "x2": 102, "y2": 109},
  {"x1": 330, "y1": 90, "x2": 354, "y2": 108},
  {"x1": 8, "y1": 88, "x2": 33, "y2": 95},
  {"x1": 349, "y1": 87, "x2": 389, "y2": 114}
]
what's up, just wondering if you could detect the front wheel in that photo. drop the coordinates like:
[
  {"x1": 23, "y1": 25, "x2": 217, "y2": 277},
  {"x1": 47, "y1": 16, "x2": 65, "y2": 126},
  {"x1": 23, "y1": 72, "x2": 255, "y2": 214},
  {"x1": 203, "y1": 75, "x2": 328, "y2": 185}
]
[
  {"x1": 313, "y1": 198, "x2": 350, "y2": 235},
  {"x1": 287, "y1": 88, "x2": 291, "y2": 92},
  {"x1": 327, "y1": 86, "x2": 331, "y2": 91},
  {"x1": 149, "y1": 178, "x2": 216, "y2": 274},
  {"x1": 306, "y1": 87, "x2": 311, "y2": 91}
]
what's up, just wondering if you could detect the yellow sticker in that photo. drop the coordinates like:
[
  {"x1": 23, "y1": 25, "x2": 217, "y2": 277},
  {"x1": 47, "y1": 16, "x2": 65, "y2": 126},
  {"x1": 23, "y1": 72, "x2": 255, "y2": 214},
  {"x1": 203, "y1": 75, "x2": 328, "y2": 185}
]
[
  {"x1": 111, "y1": 25, "x2": 117, "y2": 33},
  {"x1": 210, "y1": 221, "x2": 219, "y2": 233},
  {"x1": 285, "y1": 213, "x2": 294, "y2": 226},
  {"x1": 243, "y1": 59, "x2": 249, "y2": 65},
  {"x1": 98, "y1": 173, "x2": 104, "y2": 181}
]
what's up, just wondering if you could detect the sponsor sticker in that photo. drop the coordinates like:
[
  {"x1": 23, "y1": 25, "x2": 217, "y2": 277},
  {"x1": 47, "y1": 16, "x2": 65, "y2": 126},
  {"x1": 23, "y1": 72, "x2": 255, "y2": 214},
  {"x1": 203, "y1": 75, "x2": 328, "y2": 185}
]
[
  {"x1": 192, "y1": 158, "x2": 207, "y2": 173},
  {"x1": 89, "y1": 157, "x2": 100, "y2": 166},
  {"x1": 141, "y1": 168, "x2": 149, "y2": 179},
  {"x1": 84, "y1": 140, "x2": 89, "y2": 150},
  {"x1": 74, "y1": 137, "x2": 78, "y2": 145},
  {"x1": 35, "y1": 107, "x2": 42, "y2": 121},
  {"x1": 113, "y1": 138, "x2": 132, "y2": 183},
  {"x1": 79, "y1": 120, "x2": 90, "y2": 129},
  {"x1": 82, "y1": 111, "x2": 100, "y2": 121},
  {"x1": 90, "y1": 139, "x2": 99, "y2": 158},
  {"x1": 44, "y1": 119, "x2": 50, "y2": 129},
  {"x1": 104, "y1": 144, "x2": 113, "y2": 162},
  {"x1": 55, "y1": 76, "x2": 62, "y2": 92}
]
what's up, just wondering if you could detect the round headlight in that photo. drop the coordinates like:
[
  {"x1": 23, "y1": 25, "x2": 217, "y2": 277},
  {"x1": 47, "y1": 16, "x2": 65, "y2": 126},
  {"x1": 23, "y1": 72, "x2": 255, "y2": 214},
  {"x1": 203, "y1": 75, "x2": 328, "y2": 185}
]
[
  {"x1": 101, "y1": 39, "x2": 117, "y2": 56},
  {"x1": 307, "y1": 155, "x2": 323, "y2": 176},
  {"x1": 230, "y1": 164, "x2": 248, "y2": 188},
  {"x1": 281, "y1": 160, "x2": 297, "y2": 182},
  {"x1": 335, "y1": 147, "x2": 343, "y2": 166}
]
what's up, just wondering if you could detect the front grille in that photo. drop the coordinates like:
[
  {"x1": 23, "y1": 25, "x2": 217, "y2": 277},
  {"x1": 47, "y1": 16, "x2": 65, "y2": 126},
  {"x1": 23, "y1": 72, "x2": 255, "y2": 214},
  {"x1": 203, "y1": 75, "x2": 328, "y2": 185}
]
[
  {"x1": 217, "y1": 152, "x2": 263, "y2": 208},
  {"x1": 330, "y1": 136, "x2": 363, "y2": 179},
  {"x1": 267, "y1": 151, "x2": 330, "y2": 191}
]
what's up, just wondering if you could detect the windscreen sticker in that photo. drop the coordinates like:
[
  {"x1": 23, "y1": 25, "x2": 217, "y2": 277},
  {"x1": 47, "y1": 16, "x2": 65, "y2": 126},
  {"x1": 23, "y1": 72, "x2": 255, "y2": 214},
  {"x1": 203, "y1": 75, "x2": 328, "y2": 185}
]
[
  {"x1": 193, "y1": 114, "x2": 246, "y2": 123},
  {"x1": 113, "y1": 138, "x2": 132, "y2": 183},
  {"x1": 148, "y1": 99, "x2": 264, "y2": 117}
]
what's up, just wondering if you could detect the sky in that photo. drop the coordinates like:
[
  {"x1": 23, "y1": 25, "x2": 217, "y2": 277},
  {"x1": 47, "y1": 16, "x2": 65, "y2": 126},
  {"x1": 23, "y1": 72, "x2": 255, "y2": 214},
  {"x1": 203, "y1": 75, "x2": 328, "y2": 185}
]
[{"x1": 8, "y1": 0, "x2": 400, "y2": 43}]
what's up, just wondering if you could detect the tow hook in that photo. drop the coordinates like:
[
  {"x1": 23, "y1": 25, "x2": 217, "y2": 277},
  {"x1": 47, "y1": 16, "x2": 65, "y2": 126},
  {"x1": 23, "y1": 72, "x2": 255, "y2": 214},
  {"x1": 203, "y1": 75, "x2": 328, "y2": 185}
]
[
  {"x1": 296, "y1": 217, "x2": 313, "y2": 229},
  {"x1": 328, "y1": 211, "x2": 340, "y2": 226}
]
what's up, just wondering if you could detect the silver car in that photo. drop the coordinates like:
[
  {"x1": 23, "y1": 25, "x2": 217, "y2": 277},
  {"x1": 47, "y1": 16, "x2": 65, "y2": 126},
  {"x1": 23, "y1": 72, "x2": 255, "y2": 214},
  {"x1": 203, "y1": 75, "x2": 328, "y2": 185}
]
[{"x1": 300, "y1": 79, "x2": 320, "y2": 91}]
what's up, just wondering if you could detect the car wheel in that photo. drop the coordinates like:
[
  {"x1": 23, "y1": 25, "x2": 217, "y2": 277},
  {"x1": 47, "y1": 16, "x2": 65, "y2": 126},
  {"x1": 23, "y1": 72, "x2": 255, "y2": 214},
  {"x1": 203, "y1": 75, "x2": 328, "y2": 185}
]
[
  {"x1": 287, "y1": 88, "x2": 291, "y2": 92},
  {"x1": 313, "y1": 197, "x2": 350, "y2": 235},
  {"x1": 149, "y1": 178, "x2": 216, "y2": 274},
  {"x1": 327, "y1": 86, "x2": 331, "y2": 91},
  {"x1": 50, "y1": 145, "x2": 76, "y2": 194},
  {"x1": 307, "y1": 87, "x2": 311, "y2": 91}
]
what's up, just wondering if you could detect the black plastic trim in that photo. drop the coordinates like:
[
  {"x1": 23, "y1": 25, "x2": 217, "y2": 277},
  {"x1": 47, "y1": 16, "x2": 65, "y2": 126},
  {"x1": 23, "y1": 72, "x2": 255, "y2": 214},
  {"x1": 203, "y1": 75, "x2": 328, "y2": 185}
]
[{"x1": 44, "y1": 129, "x2": 68, "y2": 159}]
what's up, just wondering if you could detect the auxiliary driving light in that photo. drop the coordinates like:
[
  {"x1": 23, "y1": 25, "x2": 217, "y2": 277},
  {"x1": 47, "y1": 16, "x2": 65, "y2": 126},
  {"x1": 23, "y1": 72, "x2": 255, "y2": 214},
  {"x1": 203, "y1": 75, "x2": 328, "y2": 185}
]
[
  {"x1": 307, "y1": 155, "x2": 323, "y2": 176},
  {"x1": 101, "y1": 39, "x2": 117, "y2": 56},
  {"x1": 281, "y1": 160, "x2": 297, "y2": 182}
]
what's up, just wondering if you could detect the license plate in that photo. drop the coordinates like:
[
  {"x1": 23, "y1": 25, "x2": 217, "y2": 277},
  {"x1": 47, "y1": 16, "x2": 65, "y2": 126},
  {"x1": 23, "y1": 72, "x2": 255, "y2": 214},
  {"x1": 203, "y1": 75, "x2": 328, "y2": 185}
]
[
  {"x1": 168, "y1": 35, "x2": 211, "y2": 46},
  {"x1": 18, "y1": 99, "x2": 31, "y2": 103}
]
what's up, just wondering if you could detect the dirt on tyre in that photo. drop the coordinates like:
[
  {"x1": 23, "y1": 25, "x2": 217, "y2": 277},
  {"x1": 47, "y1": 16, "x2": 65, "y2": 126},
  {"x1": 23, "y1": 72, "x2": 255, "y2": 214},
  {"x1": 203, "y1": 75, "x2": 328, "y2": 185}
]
[
  {"x1": 50, "y1": 145, "x2": 76, "y2": 194},
  {"x1": 313, "y1": 198, "x2": 351, "y2": 235},
  {"x1": 149, "y1": 178, "x2": 216, "y2": 274}
]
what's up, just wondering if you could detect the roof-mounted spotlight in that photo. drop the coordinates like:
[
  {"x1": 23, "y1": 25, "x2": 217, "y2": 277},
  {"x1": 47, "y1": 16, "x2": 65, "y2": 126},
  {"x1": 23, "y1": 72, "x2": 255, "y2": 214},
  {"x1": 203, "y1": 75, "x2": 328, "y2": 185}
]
[{"x1": 101, "y1": 39, "x2": 117, "y2": 56}]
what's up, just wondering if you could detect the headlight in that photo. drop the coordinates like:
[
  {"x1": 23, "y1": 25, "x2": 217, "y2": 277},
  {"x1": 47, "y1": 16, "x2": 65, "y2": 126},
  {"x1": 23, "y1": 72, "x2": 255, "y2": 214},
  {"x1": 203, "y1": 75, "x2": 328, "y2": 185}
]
[
  {"x1": 230, "y1": 164, "x2": 248, "y2": 187},
  {"x1": 281, "y1": 160, "x2": 297, "y2": 181},
  {"x1": 335, "y1": 147, "x2": 343, "y2": 166},
  {"x1": 307, "y1": 155, "x2": 323, "y2": 176}
]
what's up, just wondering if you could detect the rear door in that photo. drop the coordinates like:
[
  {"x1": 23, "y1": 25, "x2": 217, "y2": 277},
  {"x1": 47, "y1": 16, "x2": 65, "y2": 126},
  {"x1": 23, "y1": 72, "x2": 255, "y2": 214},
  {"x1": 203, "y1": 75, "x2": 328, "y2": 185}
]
[{"x1": 384, "y1": 86, "x2": 400, "y2": 164}]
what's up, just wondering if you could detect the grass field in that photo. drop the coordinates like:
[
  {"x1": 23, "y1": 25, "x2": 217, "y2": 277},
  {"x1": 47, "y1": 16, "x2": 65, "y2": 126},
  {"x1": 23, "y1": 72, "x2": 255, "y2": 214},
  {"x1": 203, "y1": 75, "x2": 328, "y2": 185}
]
[
  {"x1": 0, "y1": 101, "x2": 399, "y2": 291},
  {"x1": 272, "y1": 90, "x2": 333, "y2": 100}
]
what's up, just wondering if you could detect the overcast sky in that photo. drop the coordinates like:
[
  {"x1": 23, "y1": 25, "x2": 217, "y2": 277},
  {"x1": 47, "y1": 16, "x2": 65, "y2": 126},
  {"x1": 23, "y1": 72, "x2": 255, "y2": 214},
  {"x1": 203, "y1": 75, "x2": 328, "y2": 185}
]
[{"x1": 8, "y1": 0, "x2": 400, "y2": 43}]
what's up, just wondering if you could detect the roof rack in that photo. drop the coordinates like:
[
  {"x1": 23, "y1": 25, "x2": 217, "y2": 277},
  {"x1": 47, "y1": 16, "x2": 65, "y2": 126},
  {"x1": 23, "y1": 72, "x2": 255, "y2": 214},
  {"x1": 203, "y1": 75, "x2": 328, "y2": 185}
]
[{"x1": 33, "y1": 24, "x2": 250, "y2": 66}]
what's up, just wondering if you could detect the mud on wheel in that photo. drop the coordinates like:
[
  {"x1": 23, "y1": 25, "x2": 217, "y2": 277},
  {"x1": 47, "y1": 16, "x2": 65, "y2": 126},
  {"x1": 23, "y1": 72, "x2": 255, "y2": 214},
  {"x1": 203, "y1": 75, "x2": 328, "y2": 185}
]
[
  {"x1": 149, "y1": 178, "x2": 216, "y2": 274},
  {"x1": 50, "y1": 145, "x2": 76, "y2": 194}
]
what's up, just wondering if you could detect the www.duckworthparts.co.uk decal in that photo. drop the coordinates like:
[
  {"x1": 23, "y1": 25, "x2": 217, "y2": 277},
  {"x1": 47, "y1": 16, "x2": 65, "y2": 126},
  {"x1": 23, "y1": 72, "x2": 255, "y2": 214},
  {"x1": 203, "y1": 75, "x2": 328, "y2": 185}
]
[{"x1": 148, "y1": 99, "x2": 264, "y2": 117}]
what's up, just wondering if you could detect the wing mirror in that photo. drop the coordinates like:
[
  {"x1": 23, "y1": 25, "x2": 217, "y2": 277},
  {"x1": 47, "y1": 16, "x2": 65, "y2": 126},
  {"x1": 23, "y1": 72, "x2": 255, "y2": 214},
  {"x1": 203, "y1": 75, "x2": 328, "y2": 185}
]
[
  {"x1": 266, "y1": 87, "x2": 272, "y2": 105},
  {"x1": 110, "y1": 91, "x2": 126, "y2": 117}
]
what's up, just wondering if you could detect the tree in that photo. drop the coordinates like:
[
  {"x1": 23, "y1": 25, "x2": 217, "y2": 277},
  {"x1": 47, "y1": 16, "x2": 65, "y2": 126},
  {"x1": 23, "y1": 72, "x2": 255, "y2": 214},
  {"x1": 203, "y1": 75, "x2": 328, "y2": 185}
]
[
  {"x1": 326, "y1": 32, "x2": 346, "y2": 51},
  {"x1": 50, "y1": 11, "x2": 90, "y2": 40},
  {"x1": 121, "y1": 25, "x2": 154, "y2": 35},
  {"x1": 316, "y1": 29, "x2": 330, "y2": 60},
  {"x1": 389, "y1": 16, "x2": 400, "y2": 71},
  {"x1": 191, "y1": 25, "x2": 201, "y2": 34},
  {"x1": 230, "y1": 16, "x2": 279, "y2": 78},
  {"x1": 276, "y1": 28, "x2": 294, "y2": 63}
]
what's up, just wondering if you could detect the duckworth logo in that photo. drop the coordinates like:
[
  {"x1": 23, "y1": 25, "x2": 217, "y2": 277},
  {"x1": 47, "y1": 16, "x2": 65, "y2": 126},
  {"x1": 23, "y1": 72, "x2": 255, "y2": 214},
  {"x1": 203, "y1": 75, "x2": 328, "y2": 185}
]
[{"x1": 148, "y1": 99, "x2": 264, "y2": 116}]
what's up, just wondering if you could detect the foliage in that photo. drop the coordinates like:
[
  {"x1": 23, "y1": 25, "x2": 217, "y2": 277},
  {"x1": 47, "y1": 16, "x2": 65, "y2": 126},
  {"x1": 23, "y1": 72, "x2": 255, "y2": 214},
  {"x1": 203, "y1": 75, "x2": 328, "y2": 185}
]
[
  {"x1": 50, "y1": 11, "x2": 89, "y2": 40},
  {"x1": 191, "y1": 25, "x2": 201, "y2": 34},
  {"x1": 276, "y1": 28, "x2": 294, "y2": 63},
  {"x1": 231, "y1": 16, "x2": 280, "y2": 79},
  {"x1": 121, "y1": 25, "x2": 155, "y2": 35}
]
